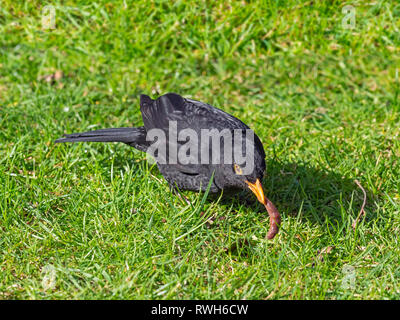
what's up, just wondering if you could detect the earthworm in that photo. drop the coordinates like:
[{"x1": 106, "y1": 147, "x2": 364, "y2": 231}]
[{"x1": 264, "y1": 198, "x2": 281, "y2": 239}]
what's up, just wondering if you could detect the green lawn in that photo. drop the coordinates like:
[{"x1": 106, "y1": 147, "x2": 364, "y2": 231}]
[{"x1": 1, "y1": 0, "x2": 399, "y2": 299}]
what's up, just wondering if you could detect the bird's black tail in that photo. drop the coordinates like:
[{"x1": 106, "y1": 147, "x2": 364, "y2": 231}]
[{"x1": 55, "y1": 126, "x2": 149, "y2": 152}]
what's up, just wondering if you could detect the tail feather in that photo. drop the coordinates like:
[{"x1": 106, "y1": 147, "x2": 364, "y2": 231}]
[
  {"x1": 55, "y1": 126, "x2": 149, "y2": 152},
  {"x1": 63, "y1": 127, "x2": 135, "y2": 137}
]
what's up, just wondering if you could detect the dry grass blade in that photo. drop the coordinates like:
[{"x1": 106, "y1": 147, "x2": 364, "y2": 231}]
[{"x1": 352, "y1": 179, "x2": 367, "y2": 230}]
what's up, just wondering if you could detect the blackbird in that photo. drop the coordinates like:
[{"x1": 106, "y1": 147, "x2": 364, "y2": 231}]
[{"x1": 55, "y1": 93, "x2": 281, "y2": 239}]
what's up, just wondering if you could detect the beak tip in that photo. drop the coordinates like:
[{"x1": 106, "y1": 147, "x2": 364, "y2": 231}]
[
  {"x1": 246, "y1": 178, "x2": 265, "y2": 204},
  {"x1": 246, "y1": 179, "x2": 281, "y2": 240}
]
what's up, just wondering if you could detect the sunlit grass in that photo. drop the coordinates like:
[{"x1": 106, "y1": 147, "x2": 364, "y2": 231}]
[{"x1": 0, "y1": 0, "x2": 399, "y2": 299}]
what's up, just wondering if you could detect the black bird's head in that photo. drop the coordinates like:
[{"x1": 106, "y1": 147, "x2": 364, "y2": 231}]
[
  {"x1": 214, "y1": 132, "x2": 280, "y2": 240},
  {"x1": 213, "y1": 127, "x2": 266, "y2": 191}
]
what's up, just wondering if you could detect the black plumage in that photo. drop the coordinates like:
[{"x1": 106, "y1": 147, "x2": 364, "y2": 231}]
[{"x1": 56, "y1": 93, "x2": 281, "y2": 239}]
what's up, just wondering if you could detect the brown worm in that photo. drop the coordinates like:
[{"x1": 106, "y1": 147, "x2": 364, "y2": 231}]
[{"x1": 264, "y1": 198, "x2": 281, "y2": 239}]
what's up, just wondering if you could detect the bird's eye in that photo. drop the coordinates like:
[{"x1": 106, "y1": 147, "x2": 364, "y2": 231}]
[{"x1": 233, "y1": 164, "x2": 243, "y2": 175}]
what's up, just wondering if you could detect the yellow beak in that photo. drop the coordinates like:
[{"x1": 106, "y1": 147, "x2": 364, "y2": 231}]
[
  {"x1": 246, "y1": 178, "x2": 281, "y2": 240},
  {"x1": 246, "y1": 179, "x2": 265, "y2": 204}
]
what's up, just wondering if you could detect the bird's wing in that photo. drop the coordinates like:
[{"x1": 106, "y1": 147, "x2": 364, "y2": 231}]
[
  {"x1": 140, "y1": 93, "x2": 250, "y2": 132},
  {"x1": 139, "y1": 93, "x2": 265, "y2": 177}
]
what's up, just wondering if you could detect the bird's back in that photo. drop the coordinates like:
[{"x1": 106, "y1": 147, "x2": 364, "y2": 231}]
[{"x1": 139, "y1": 93, "x2": 266, "y2": 193}]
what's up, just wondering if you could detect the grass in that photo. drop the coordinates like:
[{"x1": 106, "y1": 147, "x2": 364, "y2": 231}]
[{"x1": 0, "y1": 0, "x2": 400, "y2": 299}]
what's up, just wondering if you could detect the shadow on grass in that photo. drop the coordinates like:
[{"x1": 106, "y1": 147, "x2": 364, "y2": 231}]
[
  {"x1": 98, "y1": 148, "x2": 378, "y2": 257},
  {"x1": 105, "y1": 149, "x2": 377, "y2": 226},
  {"x1": 213, "y1": 158, "x2": 378, "y2": 257},
  {"x1": 262, "y1": 158, "x2": 377, "y2": 225}
]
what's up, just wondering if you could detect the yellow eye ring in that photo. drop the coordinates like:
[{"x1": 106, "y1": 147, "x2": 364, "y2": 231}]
[{"x1": 233, "y1": 164, "x2": 243, "y2": 175}]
